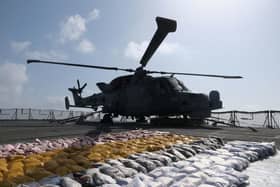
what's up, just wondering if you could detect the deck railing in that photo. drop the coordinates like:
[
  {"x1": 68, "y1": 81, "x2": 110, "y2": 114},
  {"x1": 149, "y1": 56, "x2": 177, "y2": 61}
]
[
  {"x1": 0, "y1": 108, "x2": 279, "y2": 128},
  {"x1": 0, "y1": 108, "x2": 89, "y2": 121},
  {"x1": 211, "y1": 110, "x2": 280, "y2": 128}
]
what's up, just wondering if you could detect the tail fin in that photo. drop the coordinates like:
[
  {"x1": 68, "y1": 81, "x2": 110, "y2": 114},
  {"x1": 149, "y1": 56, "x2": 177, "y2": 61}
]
[
  {"x1": 68, "y1": 80, "x2": 87, "y2": 107},
  {"x1": 68, "y1": 87, "x2": 82, "y2": 106}
]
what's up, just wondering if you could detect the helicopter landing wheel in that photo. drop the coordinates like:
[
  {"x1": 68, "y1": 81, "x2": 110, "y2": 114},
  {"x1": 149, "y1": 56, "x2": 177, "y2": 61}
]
[
  {"x1": 101, "y1": 114, "x2": 113, "y2": 123},
  {"x1": 136, "y1": 116, "x2": 147, "y2": 123},
  {"x1": 183, "y1": 114, "x2": 190, "y2": 119}
]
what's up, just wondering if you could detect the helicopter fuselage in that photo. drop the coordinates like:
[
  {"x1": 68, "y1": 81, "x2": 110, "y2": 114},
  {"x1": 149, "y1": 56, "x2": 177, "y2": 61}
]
[{"x1": 70, "y1": 75, "x2": 222, "y2": 119}]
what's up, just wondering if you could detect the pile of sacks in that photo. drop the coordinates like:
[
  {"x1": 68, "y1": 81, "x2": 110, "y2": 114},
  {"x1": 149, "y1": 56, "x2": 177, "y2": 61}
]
[
  {"x1": 0, "y1": 131, "x2": 196, "y2": 186},
  {"x1": 0, "y1": 130, "x2": 169, "y2": 158},
  {"x1": 0, "y1": 139, "x2": 77, "y2": 158},
  {"x1": 1, "y1": 129, "x2": 277, "y2": 187},
  {"x1": 22, "y1": 139, "x2": 276, "y2": 187},
  {"x1": 86, "y1": 134, "x2": 195, "y2": 162}
]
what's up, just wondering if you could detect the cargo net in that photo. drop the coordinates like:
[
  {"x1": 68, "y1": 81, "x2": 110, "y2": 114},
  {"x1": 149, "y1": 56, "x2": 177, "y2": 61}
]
[
  {"x1": 0, "y1": 108, "x2": 90, "y2": 121},
  {"x1": 211, "y1": 111, "x2": 280, "y2": 128}
]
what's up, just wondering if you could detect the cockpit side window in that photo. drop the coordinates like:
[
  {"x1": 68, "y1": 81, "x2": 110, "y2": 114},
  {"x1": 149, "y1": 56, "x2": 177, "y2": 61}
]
[
  {"x1": 168, "y1": 78, "x2": 189, "y2": 91},
  {"x1": 178, "y1": 80, "x2": 189, "y2": 91}
]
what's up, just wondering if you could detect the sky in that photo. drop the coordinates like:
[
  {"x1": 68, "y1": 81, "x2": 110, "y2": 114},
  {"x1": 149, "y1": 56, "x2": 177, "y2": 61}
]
[{"x1": 0, "y1": 0, "x2": 279, "y2": 111}]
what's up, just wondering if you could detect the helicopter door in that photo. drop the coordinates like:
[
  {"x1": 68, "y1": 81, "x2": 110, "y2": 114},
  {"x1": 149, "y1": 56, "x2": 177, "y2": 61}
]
[
  {"x1": 124, "y1": 84, "x2": 151, "y2": 116},
  {"x1": 151, "y1": 79, "x2": 174, "y2": 115}
]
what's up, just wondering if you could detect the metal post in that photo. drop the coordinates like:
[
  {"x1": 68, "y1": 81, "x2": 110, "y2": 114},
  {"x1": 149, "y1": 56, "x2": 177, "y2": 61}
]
[
  {"x1": 47, "y1": 111, "x2": 56, "y2": 121},
  {"x1": 229, "y1": 111, "x2": 234, "y2": 126},
  {"x1": 263, "y1": 111, "x2": 270, "y2": 128},
  {"x1": 15, "y1": 109, "x2": 18, "y2": 120},
  {"x1": 28, "y1": 108, "x2": 32, "y2": 120},
  {"x1": 269, "y1": 111, "x2": 272, "y2": 128},
  {"x1": 270, "y1": 111, "x2": 279, "y2": 128},
  {"x1": 68, "y1": 111, "x2": 74, "y2": 118},
  {"x1": 229, "y1": 111, "x2": 237, "y2": 127}
]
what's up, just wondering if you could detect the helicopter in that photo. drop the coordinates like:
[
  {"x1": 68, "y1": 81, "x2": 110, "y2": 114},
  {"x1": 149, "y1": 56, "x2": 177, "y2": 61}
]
[{"x1": 27, "y1": 17, "x2": 242, "y2": 123}]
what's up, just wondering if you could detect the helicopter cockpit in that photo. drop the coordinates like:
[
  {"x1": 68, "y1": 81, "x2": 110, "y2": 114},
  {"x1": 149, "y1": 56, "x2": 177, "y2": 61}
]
[
  {"x1": 166, "y1": 77, "x2": 189, "y2": 92},
  {"x1": 152, "y1": 77, "x2": 189, "y2": 96}
]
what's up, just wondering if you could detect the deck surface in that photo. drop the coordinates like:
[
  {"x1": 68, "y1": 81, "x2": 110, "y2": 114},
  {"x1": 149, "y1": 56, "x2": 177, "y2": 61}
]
[{"x1": 0, "y1": 120, "x2": 280, "y2": 149}]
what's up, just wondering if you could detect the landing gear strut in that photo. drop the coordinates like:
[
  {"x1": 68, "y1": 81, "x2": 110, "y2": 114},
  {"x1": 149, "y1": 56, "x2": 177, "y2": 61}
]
[{"x1": 97, "y1": 114, "x2": 112, "y2": 133}]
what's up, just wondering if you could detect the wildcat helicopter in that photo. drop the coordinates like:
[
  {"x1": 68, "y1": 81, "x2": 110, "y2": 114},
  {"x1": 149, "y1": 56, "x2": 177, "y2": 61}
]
[{"x1": 27, "y1": 17, "x2": 242, "y2": 123}]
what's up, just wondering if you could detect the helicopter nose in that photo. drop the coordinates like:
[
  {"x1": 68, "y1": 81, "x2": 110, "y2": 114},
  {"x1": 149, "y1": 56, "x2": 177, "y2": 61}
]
[
  {"x1": 181, "y1": 93, "x2": 209, "y2": 108},
  {"x1": 179, "y1": 93, "x2": 211, "y2": 118}
]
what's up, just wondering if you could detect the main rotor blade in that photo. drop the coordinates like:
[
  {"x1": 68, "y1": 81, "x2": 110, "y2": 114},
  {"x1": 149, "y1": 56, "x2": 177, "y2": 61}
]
[
  {"x1": 140, "y1": 17, "x2": 177, "y2": 68},
  {"x1": 27, "y1": 59, "x2": 135, "y2": 73},
  {"x1": 147, "y1": 70, "x2": 243, "y2": 79}
]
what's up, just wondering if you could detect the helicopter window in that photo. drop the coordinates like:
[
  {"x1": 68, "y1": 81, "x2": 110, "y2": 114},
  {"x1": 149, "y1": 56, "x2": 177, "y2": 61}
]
[
  {"x1": 168, "y1": 78, "x2": 189, "y2": 91},
  {"x1": 157, "y1": 79, "x2": 172, "y2": 94},
  {"x1": 178, "y1": 80, "x2": 188, "y2": 91}
]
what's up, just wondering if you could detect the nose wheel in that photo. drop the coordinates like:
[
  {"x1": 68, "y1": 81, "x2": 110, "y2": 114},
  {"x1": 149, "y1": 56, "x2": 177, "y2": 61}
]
[
  {"x1": 136, "y1": 116, "x2": 147, "y2": 123},
  {"x1": 101, "y1": 114, "x2": 113, "y2": 123}
]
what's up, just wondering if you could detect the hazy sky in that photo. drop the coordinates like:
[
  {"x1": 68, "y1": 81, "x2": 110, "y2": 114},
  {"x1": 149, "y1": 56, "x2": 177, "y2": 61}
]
[{"x1": 0, "y1": 0, "x2": 279, "y2": 111}]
